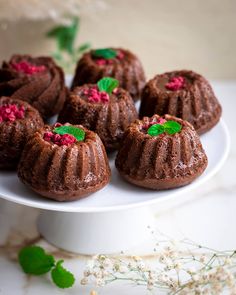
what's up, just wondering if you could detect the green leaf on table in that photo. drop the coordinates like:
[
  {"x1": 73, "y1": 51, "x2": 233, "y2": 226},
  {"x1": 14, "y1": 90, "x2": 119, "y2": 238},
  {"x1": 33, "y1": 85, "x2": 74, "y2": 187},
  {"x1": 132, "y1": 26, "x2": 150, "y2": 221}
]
[
  {"x1": 163, "y1": 120, "x2": 182, "y2": 134},
  {"x1": 92, "y1": 48, "x2": 117, "y2": 59},
  {"x1": 51, "y1": 260, "x2": 75, "y2": 289},
  {"x1": 97, "y1": 77, "x2": 119, "y2": 94},
  {"x1": 147, "y1": 124, "x2": 165, "y2": 136},
  {"x1": 54, "y1": 126, "x2": 85, "y2": 141},
  {"x1": 47, "y1": 17, "x2": 79, "y2": 54},
  {"x1": 18, "y1": 246, "x2": 55, "y2": 275}
]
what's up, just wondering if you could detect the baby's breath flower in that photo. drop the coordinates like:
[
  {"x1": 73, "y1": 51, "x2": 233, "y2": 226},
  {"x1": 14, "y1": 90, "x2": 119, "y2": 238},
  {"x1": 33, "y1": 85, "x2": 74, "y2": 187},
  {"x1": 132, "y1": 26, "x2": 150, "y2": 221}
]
[
  {"x1": 112, "y1": 262, "x2": 120, "y2": 272},
  {"x1": 80, "y1": 231, "x2": 236, "y2": 294},
  {"x1": 95, "y1": 278, "x2": 105, "y2": 287},
  {"x1": 201, "y1": 273, "x2": 209, "y2": 282},
  {"x1": 179, "y1": 290, "x2": 188, "y2": 295},
  {"x1": 163, "y1": 246, "x2": 173, "y2": 257},
  {"x1": 93, "y1": 270, "x2": 103, "y2": 279},
  {"x1": 86, "y1": 259, "x2": 95, "y2": 271},
  {"x1": 192, "y1": 274, "x2": 200, "y2": 282},
  {"x1": 132, "y1": 255, "x2": 142, "y2": 262},
  {"x1": 202, "y1": 288, "x2": 211, "y2": 295},
  {"x1": 186, "y1": 266, "x2": 197, "y2": 275},
  {"x1": 212, "y1": 282, "x2": 223, "y2": 293},
  {"x1": 147, "y1": 280, "x2": 154, "y2": 291},
  {"x1": 136, "y1": 260, "x2": 147, "y2": 271},
  {"x1": 225, "y1": 257, "x2": 233, "y2": 266},
  {"x1": 159, "y1": 254, "x2": 167, "y2": 263},
  {"x1": 80, "y1": 277, "x2": 88, "y2": 285},
  {"x1": 167, "y1": 280, "x2": 178, "y2": 291},
  {"x1": 119, "y1": 265, "x2": 129, "y2": 273},
  {"x1": 128, "y1": 261, "x2": 137, "y2": 270},
  {"x1": 195, "y1": 286, "x2": 204, "y2": 295},
  {"x1": 147, "y1": 270, "x2": 157, "y2": 281},
  {"x1": 174, "y1": 262, "x2": 182, "y2": 270},
  {"x1": 92, "y1": 254, "x2": 99, "y2": 261},
  {"x1": 83, "y1": 270, "x2": 91, "y2": 277},
  {"x1": 159, "y1": 273, "x2": 169, "y2": 283},
  {"x1": 199, "y1": 254, "x2": 207, "y2": 263},
  {"x1": 226, "y1": 273, "x2": 235, "y2": 287}
]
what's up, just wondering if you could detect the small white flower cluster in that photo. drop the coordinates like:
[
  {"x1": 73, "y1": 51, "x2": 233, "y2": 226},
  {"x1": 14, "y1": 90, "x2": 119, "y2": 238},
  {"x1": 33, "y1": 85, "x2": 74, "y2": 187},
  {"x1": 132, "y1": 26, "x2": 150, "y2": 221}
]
[
  {"x1": 80, "y1": 234, "x2": 236, "y2": 294},
  {"x1": 81, "y1": 255, "x2": 113, "y2": 287}
]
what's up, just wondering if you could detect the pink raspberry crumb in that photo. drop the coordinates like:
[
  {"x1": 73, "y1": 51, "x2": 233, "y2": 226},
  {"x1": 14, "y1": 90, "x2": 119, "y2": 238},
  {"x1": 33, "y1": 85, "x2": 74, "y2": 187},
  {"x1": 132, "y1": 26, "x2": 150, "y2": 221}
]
[
  {"x1": 157, "y1": 118, "x2": 167, "y2": 124},
  {"x1": 107, "y1": 59, "x2": 113, "y2": 65},
  {"x1": 83, "y1": 89, "x2": 89, "y2": 95},
  {"x1": 95, "y1": 59, "x2": 107, "y2": 66},
  {"x1": 117, "y1": 50, "x2": 125, "y2": 60},
  {"x1": 100, "y1": 91, "x2": 109, "y2": 102},
  {"x1": 0, "y1": 104, "x2": 25, "y2": 123},
  {"x1": 83, "y1": 86, "x2": 110, "y2": 104},
  {"x1": 43, "y1": 131, "x2": 76, "y2": 146},
  {"x1": 165, "y1": 76, "x2": 185, "y2": 91},
  {"x1": 54, "y1": 122, "x2": 62, "y2": 127},
  {"x1": 143, "y1": 117, "x2": 166, "y2": 130},
  {"x1": 11, "y1": 61, "x2": 46, "y2": 75},
  {"x1": 59, "y1": 134, "x2": 77, "y2": 146},
  {"x1": 43, "y1": 131, "x2": 54, "y2": 142}
]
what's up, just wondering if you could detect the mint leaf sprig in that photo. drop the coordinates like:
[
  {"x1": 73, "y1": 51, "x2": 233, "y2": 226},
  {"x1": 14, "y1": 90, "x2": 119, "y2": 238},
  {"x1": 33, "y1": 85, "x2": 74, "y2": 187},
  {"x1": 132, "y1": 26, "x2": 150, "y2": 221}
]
[
  {"x1": 92, "y1": 48, "x2": 117, "y2": 59},
  {"x1": 51, "y1": 260, "x2": 75, "y2": 289},
  {"x1": 18, "y1": 246, "x2": 75, "y2": 289},
  {"x1": 54, "y1": 125, "x2": 85, "y2": 142},
  {"x1": 97, "y1": 77, "x2": 119, "y2": 94},
  {"x1": 147, "y1": 120, "x2": 182, "y2": 137},
  {"x1": 47, "y1": 17, "x2": 91, "y2": 73}
]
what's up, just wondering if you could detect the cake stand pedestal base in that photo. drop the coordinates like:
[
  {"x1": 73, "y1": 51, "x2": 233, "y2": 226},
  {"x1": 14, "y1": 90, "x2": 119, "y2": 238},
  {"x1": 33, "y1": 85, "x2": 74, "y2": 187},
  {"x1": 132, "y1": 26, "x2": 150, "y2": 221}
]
[{"x1": 38, "y1": 206, "x2": 154, "y2": 255}]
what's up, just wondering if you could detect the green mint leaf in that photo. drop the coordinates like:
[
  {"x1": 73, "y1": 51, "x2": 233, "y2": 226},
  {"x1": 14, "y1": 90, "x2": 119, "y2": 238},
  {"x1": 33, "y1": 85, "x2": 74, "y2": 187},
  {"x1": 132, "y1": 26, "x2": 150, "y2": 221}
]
[
  {"x1": 52, "y1": 52, "x2": 63, "y2": 61},
  {"x1": 163, "y1": 120, "x2": 182, "y2": 134},
  {"x1": 77, "y1": 42, "x2": 91, "y2": 53},
  {"x1": 54, "y1": 126, "x2": 85, "y2": 142},
  {"x1": 18, "y1": 246, "x2": 55, "y2": 275},
  {"x1": 51, "y1": 260, "x2": 75, "y2": 289},
  {"x1": 47, "y1": 17, "x2": 79, "y2": 54},
  {"x1": 92, "y1": 48, "x2": 117, "y2": 59},
  {"x1": 147, "y1": 124, "x2": 165, "y2": 137},
  {"x1": 97, "y1": 77, "x2": 119, "y2": 94}
]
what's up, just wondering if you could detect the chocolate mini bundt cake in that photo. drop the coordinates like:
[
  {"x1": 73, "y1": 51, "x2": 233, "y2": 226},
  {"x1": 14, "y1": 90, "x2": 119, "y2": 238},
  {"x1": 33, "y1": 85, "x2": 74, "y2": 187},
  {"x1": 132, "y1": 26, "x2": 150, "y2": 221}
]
[
  {"x1": 139, "y1": 70, "x2": 222, "y2": 134},
  {"x1": 18, "y1": 123, "x2": 111, "y2": 201},
  {"x1": 0, "y1": 97, "x2": 44, "y2": 169},
  {"x1": 71, "y1": 48, "x2": 145, "y2": 101},
  {"x1": 58, "y1": 77, "x2": 138, "y2": 151},
  {"x1": 0, "y1": 54, "x2": 67, "y2": 119},
  {"x1": 115, "y1": 114, "x2": 208, "y2": 190}
]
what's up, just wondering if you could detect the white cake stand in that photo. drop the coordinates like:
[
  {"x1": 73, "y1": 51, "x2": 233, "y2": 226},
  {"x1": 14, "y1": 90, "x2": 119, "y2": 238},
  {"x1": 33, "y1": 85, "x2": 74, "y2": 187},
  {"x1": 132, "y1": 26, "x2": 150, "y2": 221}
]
[{"x1": 0, "y1": 119, "x2": 230, "y2": 254}]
